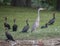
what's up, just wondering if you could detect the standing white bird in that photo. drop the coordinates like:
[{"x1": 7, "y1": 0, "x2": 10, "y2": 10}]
[{"x1": 31, "y1": 8, "x2": 45, "y2": 32}]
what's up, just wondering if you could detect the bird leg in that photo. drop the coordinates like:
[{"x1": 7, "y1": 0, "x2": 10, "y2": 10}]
[{"x1": 5, "y1": 39, "x2": 9, "y2": 42}]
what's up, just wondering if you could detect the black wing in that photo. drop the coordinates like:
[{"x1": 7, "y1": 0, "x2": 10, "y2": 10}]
[
  {"x1": 12, "y1": 24, "x2": 17, "y2": 31},
  {"x1": 4, "y1": 23, "x2": 11, "y2": 29},
  {"x1": 48, "y1": 19, "x2": 55, "y2": 25},
  {"x1": 22, "y1": 25, "x2": 29, "y2": 32}
]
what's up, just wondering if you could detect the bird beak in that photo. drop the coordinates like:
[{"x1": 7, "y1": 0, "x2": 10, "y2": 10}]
[{"x1": 38, "y1": 8, "x2": 46, "y2": 11}]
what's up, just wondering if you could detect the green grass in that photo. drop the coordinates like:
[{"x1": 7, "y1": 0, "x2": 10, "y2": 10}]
[{"x1": 0, "y1": 6, "x2": 60, "y2": 40}]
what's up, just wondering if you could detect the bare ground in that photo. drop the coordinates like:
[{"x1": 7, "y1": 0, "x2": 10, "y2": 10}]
[{"x1": 0, "y1": 38, "x2": 60, "y2": 46}]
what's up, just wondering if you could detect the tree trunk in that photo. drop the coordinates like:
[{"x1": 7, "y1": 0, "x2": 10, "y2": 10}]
[
  {"x1": 25, "y1": 0, "x2": 31, "y2": 7},
  {"x1": 11, "y1": 0, "x2": 16, "y2": 6},
  {"x1": 56, "y1": 0, "x2": 60, "y2": 10},
  {"x1": 11, "y1": 0, "x2": 31, "y2": 7}
]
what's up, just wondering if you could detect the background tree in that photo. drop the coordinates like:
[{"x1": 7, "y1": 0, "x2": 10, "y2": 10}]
[
  {"x1": 1, "y1": 0, "x2": 60, "y2": 10},
  {"x1": 11, "y1": 0, "x2": 31, "y2": 7},
  {"x1": 45, "y1": 0, "x2": 57, "y2": 10}
]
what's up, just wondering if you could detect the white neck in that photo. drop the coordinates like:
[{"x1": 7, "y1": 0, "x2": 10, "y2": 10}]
[
  {"x1": 38, "y1": 9, "x2": 40, "y2": 17},
  {"x1": 37, "y1": 8, "x2": 40, "y2": 21}
]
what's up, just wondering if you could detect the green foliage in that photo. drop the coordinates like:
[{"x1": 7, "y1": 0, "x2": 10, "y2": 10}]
[
  {"x1": 46, "y1": 0, "x2": 57, "y2": 9},
  {"x1": 0, "y1": 0, "x2": 3, "y2": 5},
  {"x1": 3, "y1": 0, "x2": 11, "y2": 5},
  {"x1": 31, "y1": 0, "x2": 41, "y2": 7},
  {"x1": 32, "y1": 0, "x2": 57, "y2": 9}
]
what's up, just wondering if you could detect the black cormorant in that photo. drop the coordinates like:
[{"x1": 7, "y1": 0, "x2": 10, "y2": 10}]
[
  {"x1": 12, "y1": 19, "x2": 18, "y2": 31},
  {"x1": 41, "y1": 23, "x2": 48, "y2": 29},
  {"x1": 4, "y1": 17, "x2": 11, "y2": 30},
  {"x1": 48, "y1": 12, "x2": 55, "y2": 25},
  {"x1": 5, "y1": 28, "x2": 15, "y2": 41},
  {"x1": 21, "y1": 19, "x2": 29, "y2": 32}
]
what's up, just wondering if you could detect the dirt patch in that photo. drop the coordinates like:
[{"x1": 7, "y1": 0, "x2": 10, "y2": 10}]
[{"x1": 0, "y1": 38, "x2": 60, "y2": 46}]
